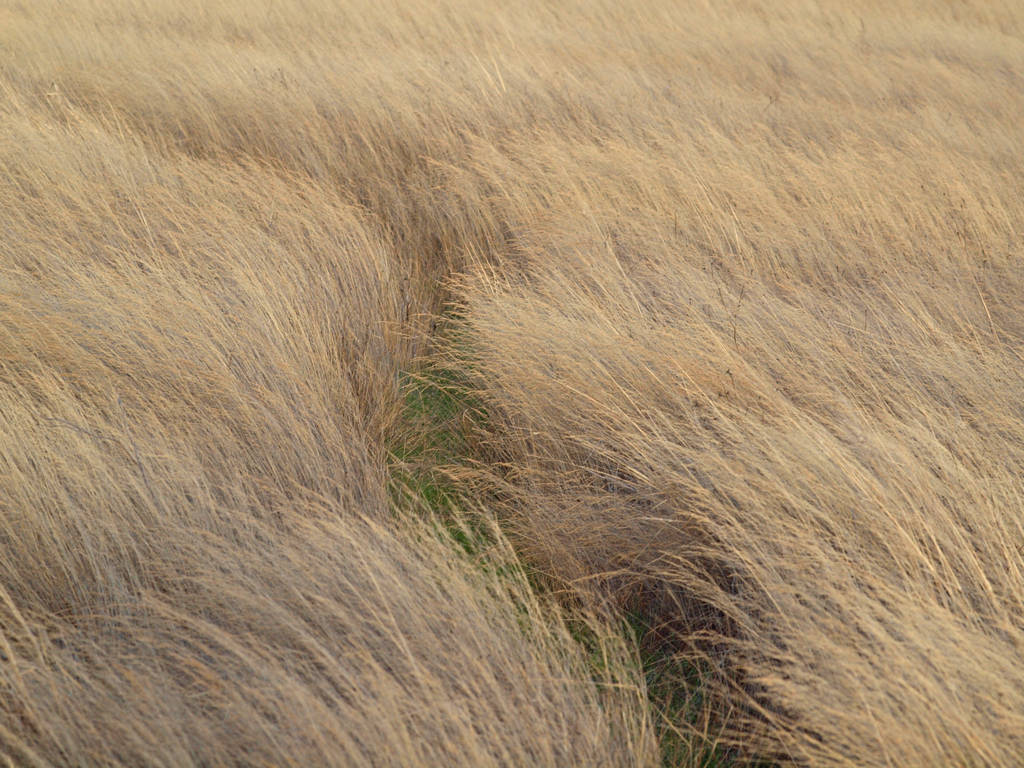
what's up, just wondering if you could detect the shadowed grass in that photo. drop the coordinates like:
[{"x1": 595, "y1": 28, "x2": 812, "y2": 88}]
[{"x1": 391, "y1": 355, "x2": 764, "y2": 766}]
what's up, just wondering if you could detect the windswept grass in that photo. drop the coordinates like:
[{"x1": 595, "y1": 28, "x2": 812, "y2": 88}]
[
  {"x1": 0, "y1": 70, "x2": 654, "y2": 767},
  {"x1": 448, "y1": 19, "x2": 1024, "y2": 760},
  {"x1": 3, "y1": 0, "x2": 1024, "y2": 765}
]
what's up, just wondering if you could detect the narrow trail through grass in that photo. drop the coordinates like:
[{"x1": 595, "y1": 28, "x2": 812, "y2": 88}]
[{"x1": 386, "y1": 333, "x2": 765, "y2": 767}]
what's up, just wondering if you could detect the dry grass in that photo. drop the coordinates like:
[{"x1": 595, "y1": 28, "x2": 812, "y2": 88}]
[
  {"x1": 0, "y1": 24, "x2": 654, "y2": 766},
  {"x1": 3, "y1": 0, "x2": 1024, "y2": 765},
  {"x1": 447, "y1": 4, "x2": 1024, "y2": 766}
]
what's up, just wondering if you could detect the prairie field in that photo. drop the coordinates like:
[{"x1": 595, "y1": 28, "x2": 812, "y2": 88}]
[{"x1": 1, "y1": 0, "x2": 1023, "y2": 765}]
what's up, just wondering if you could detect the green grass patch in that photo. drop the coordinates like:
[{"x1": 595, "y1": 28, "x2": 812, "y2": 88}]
[{"x1": 388, "y1": 363, "x2": 492, "y2": 552}]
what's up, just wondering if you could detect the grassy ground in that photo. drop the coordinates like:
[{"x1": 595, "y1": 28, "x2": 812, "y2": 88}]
[
  {"x1": 392, "y1": 353, "x2": 782, "y2": 767},
  {"x1": 3, "y1": 0, "x2": 1024, "y2": 765}
]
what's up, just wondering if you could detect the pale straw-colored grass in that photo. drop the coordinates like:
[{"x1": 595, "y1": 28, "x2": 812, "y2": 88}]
[
  {"x1": 0, "y1": 75, "x2": 653, "y2": 768},
  {"x1": 3, "y1": 0, "x2": 1023, "y2": 764}
]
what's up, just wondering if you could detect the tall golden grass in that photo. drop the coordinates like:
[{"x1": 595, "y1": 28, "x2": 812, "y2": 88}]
[
  {"x1": 0, "y1": 23, "x2": 654, "y2": 765},
  {"x1": 3, "y1": 0, "x2": 1023, "y2": 764}
]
